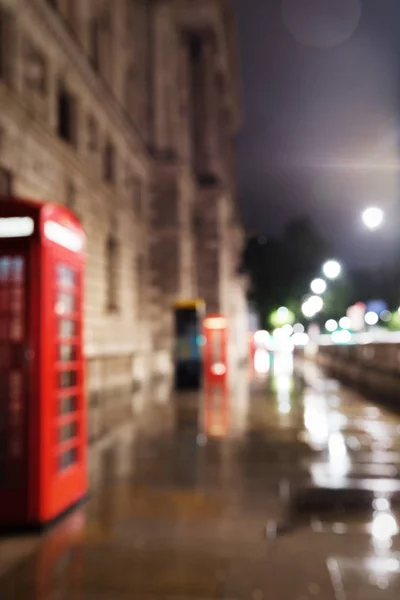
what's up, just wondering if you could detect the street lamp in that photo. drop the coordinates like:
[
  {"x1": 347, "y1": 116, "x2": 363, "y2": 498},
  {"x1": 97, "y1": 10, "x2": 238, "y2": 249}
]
[
  {"x1": 339, "y1": 316, "x2": 351, "y2": 329},
  {"x1": 302, "y1": 295, "x2": 324, "y2": 319},
  {"x1": 310, "y1": 278, "x2": 327, "y2": 295},
  {"x1": 365, "y1": 311, "x2": 379, "y2": 326},
  {"x1": 277, "y1": 306, "x2": 289, "y2": 320},
  {"x1": 325, "y1": 319, "x2": 338, "y2": 332},
  {"x1": 322, "y1": 260, "x2": 342, "y2": 280},
  {"x1": 362, "y1": 207, "x2": 384, "y2": 231}
]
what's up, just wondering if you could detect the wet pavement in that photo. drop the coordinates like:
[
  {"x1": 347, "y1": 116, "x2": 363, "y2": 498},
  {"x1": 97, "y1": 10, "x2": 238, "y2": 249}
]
[{"x1": 2, "y1": 351, "x2": 400, "y2": 598}]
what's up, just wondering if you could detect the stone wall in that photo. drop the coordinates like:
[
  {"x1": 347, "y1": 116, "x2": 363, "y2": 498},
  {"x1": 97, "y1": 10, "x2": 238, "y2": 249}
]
[
  {"x1": 149, "y1": 0, "x2": 249, "y2": 368},
  {"x1": 0, "y1": 0, "x2": 247, "y2": 453},
  {"x1": 0, "y1": 0, "x2": 154, "y2": 446},
  {"x1": 315, "y1": 343, "x2": 400, "y2": 403}
]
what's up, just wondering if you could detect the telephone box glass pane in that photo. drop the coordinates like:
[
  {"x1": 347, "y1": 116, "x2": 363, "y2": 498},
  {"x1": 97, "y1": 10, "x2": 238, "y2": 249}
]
[
  {"x1": 58, "y1": 344, "x2": 77, "y2": 362},
  {"x1": 58, "y1": 448, "x2": 78, "y2": 472},
  {"x1": 56, "y1": 292, "x2": 76, "y2": 315},
  {"x1": 0, "y1": 255, "x2": 26, "y2": 489},
  {"x1": 55, "y1": 261, "x2": 81, "y2": 479},
  {"x1": 211, "y1": 330, "x2": 222, "y2": 363},
  {"x1": 58, "y1": 370, "x2": 78, "y2": 389},
  {"x1": 60, "y1": 396, "x2": 77, "y2": 415},
  {"x1": 57, "y1": 265, "x2": 76, "y2": 288},
  {"x1": 59, "y1": 422, "x2": 78, "y2": 443},
  {"x1": 59, "y1": 319, "x2": 77, "y2": 338}
]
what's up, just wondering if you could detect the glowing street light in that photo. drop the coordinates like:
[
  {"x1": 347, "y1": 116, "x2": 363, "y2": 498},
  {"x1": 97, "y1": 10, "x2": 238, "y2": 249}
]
[
  {"x1": 310, "y1": 278, "x2": 327, "y2": 295},
  {"x1": 332, "y1": 330, "x2": 352, "y2": 344},
  {"x1": 282, "y1": 324, "x2": 294, "y2": 336},
  {"x1": 365, "y1": 311, "x2": 379, "y2": 326},
  {"x1": 270, "y1": 306, "x2": 295, "y2": 328},
  {"x1": 301, "y1": 302, "x2": 314, "y2": 319},
  {"x1": 362, "y1": 207, "x2": 384, "y2": 231},
  {"x1": 322, "y1": 260, "x2": 342, "y2": 280},
  {"x1": 380, "y1": 310, "x2": 391, "y2": 323},
  {"x1": 277, "y1": 306, "x2": 289, "y2": 320},
  {"x1": 254, "y1": 330, "x2": 270, "y2": 345},
  {"x1": 292, "y1": 332, "x2": 309, "y2": 347},
  {"x1": 325, "y1": 319, "x2": 338, "y2": 332},
  {"x1": 339, "y1": 316, "x2": 351, "y2": 329},
  {"x1": 302, "y1": 295, "x2": 324, "y2": 319}
]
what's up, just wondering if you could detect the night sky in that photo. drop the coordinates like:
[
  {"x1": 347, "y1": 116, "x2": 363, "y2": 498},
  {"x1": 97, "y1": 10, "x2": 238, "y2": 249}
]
[{"x1": 232, "y1": 0, "x2": 400, "y2": 267}]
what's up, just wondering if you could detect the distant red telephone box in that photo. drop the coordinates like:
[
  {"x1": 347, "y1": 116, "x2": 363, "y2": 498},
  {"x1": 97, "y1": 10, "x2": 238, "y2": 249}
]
[
  {"x1": 203, "y1": 314, "x2": 228, "y2": 383},
  {"x1": 0, "y1": 197, "x2": 87, "y2": 527}
]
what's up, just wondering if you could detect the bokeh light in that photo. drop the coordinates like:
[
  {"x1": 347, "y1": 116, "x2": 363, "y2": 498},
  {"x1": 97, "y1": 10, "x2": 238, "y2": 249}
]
[
  {"x1": 302, "y1": 295, "x2": 324, "y2": 318},
  {"x1": 325, "y1": 319, "x2": 338, "y2": 332},
  {"x1": 292, "y1": 332, "x2": 310, "y2": 347},
  {"x1": 310, "y1": 278, "x2": 327, "y2": 295},
  {"x1": 380, "y1": 310, "x2": 391, "y2": 322},
  {"x1": 365, "y1": 311, "x2": 379, "y2": 326},
  {"x1": 323, "y1": 260, "x2": 342, "y2": 280},
  {"x1": 339, "y1": 316, "x2": 351, "y2": 329},
  {"x1": 293, "y1": 323, "x2": 305, "y2": 334},
  {"x1": 362, "y1": 207, "x2": 384, "y2": 231},
  {"x1": 254, "y1": 330, "x2": 270, "y2": 345},
  {"x1": 282, "y1": 324, "x2": 294, "y2": 336},
  {"x1": 332, "y1": 330, "x2": 352, "y2": 344}
]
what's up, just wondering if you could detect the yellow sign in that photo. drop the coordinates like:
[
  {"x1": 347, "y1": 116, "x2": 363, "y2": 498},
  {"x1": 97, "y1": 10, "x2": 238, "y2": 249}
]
[{"x1": 173, "y1": 298, "x2": 205, "y2": 310}]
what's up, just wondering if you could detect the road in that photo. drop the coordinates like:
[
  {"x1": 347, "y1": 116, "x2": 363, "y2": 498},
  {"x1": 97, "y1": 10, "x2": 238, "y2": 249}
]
[{"x1": 1, "y1": 351, "x2": 400, "y2": 599}]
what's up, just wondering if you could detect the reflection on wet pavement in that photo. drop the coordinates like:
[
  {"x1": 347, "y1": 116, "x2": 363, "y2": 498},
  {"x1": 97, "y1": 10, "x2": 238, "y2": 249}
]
[{"x1": 2, "y1": 352, "x2": 400, "y2": 598}]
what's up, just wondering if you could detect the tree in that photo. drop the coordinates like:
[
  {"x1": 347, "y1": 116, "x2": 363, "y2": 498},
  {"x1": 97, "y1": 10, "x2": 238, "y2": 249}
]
[
  {"x1": 242, "y1": 215, "x2": 333, "y2": 327},
  {"x1": 242, "y1": 214, "x2": 399, "y2": 330}
]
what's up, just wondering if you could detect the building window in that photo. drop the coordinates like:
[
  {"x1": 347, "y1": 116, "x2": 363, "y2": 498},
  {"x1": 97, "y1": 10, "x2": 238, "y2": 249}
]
[
  {"x1": 103, "y1": 141, "x2": 116, "y2": 184},
  {"x1": 106, "y1": 235, "x2": 119, "y2": 313},
  {"x1": 24, "y1": 40, "x2": 47, "y2": 95},
  {"x1": 89, "y1": 18, "x2": 100, "y2": 71},
  {"x1": 87, "y1": 114, "x2": 98, "y2": 152},
  {"x1": 0, "y1": 166, "x2": 12, "y2": 196},
  {"x1": 0, "y1": 7, "x2": 12, "y2": 85},
  {"x1": 0, "y1": 11, "x2": 5, "y2": 81},
  {"x1": 65, "y1": 179, "x2": 76, "y2": 211},
  {"x1": 57, "y1": 86, "x2": 77, "y2": 146}
]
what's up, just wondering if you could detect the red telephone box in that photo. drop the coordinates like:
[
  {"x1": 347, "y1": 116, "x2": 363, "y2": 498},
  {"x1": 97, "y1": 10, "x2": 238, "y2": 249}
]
[
  {"x1": 203, "y1": 314, "x2": 228, "y2": 383},
  {"x1": 0, "y1": 197, "x2": 87, "y2": 527}
]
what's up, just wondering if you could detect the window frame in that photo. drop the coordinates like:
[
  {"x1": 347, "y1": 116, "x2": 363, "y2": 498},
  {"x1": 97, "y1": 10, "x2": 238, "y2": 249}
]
[
  {"x1": 57, "y1": 85, "x2": 78, "y2": 147},
  {"x1": 105, "y1": 234, "x2": 120, "y2": 313},
  {"x1": 103, "y1": 140, "x2": 116, "y2": 185}
]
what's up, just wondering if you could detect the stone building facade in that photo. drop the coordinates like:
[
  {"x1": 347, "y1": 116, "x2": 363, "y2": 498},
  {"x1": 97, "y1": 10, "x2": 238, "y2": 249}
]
[{"x1": 0, "y1": 0, "x2": 247, "y2": 453}]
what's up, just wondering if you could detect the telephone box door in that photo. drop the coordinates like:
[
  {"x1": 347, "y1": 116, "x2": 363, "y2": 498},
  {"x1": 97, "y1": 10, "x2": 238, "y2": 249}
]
[
  {"x1": 0, "y1": 250, "x2": 30, "y2": 520},
  {"x1": 0, "y1": 198, "x2": 87, "y2": 527},
  {"x1": 45, "y1": 244, "x2": 86, "y2": 520}
]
